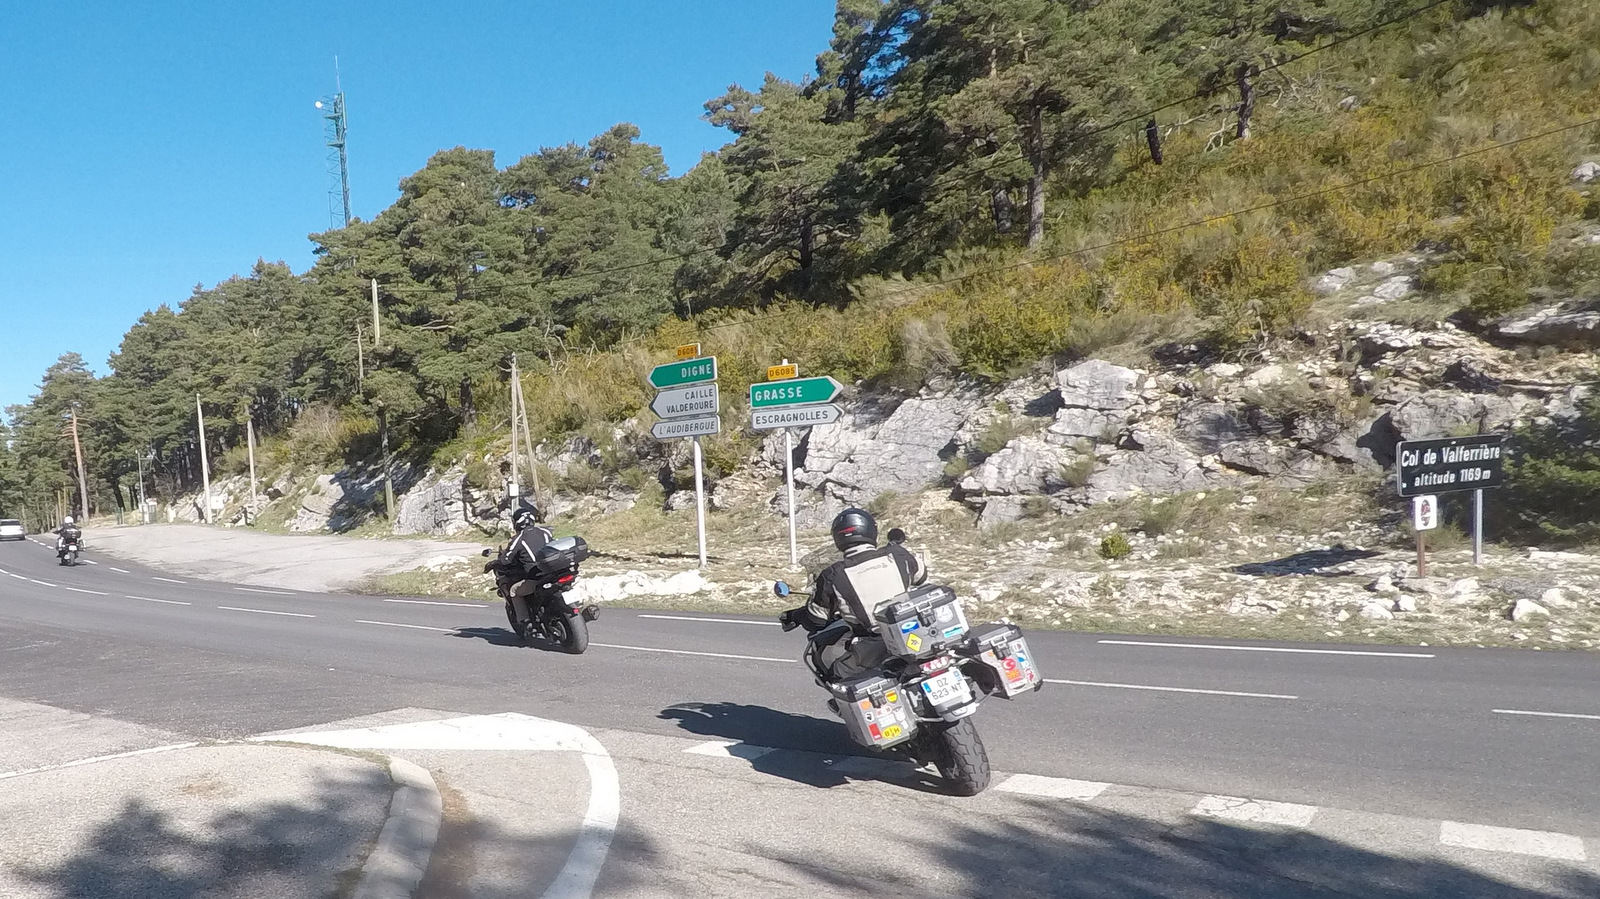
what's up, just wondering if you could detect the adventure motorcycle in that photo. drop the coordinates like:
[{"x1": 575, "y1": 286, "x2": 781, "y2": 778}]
[
  {"x1": 775, "y1": 573, "x2": 1043, "y2": 796},
  {"x1": 57, "y1": 537, "x2": 81, "y2": 567},
  {"x1": 482, "y1": 536, "x2": 598, "y2": 653}
]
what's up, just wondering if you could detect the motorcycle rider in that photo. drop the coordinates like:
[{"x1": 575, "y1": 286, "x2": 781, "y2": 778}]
[
  {"x1": 503, "y1": 503, "x2": 554, "y2": 635},
  {"x1": 780, "y1": 508, "x2": 926, "y2": 681},
  {"x1": 56, "y1": 516, "x2": 83, "y2": 558}
]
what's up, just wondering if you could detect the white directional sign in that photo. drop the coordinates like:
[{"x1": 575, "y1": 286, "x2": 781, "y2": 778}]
[
  {"x1": 651, "y1": 384, "x2": 719, "y2": 420},
  {"x1": 751, "y1": 403, "x2": 842, "y2": 431},
  {"x1": 650, "y1": 414, "x2": 721, "y2": 440}
]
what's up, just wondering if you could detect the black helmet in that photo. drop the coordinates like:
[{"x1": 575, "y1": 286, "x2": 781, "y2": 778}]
[
  {"x1": 512, "y1": 503, "x2": 541, "y2": 531},
  {"x1": 831, "y1": 508, "x2": 878, "y2": 552}
]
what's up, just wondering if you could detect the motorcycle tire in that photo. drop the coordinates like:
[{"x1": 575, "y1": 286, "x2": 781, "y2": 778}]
[
  {"x1": 547, "y1": 611, "x2": 589, "y2": 655},
  {"x1": 923, "y1": 718, "x2": 992, "y2": 796}
]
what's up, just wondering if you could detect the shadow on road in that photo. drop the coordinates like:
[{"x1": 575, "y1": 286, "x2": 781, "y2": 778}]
[
  {"x1": 768, "y1": 795, "x2": 1600, "y2": 898},
  {"x1": 12, "y1": 767, "x2": 388, "y2": 899},
  {"x1": 659, "y1": 701, "x2": 948, "y2": 793},
  {"x1": 1231, "y1": 547, "x2": 1381, "y2": 578}
]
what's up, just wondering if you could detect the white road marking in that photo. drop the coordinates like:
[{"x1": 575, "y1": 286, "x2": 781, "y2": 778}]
[
  {"x1": 684, "y1": 740, "x2": 777, "y2": 760},
  {"x1": 1098, "y1": 639, "x2": 1434, "y2": 659},
  {"x1": 1492, "y1": 708, "x2": 1600, "y2": 722},
  {"x1": 1440, "y1": 821, "x2": 1587, "y2": 861},
  {"x1": 590, "y1": 642, "x2": 790, "y2": 663},
  {"x1": 258, "y1": 712, "x2": 619, "y2": 899},
  {"x1": 109, "y1": 567, "x2": 130, "y2": 573},
  {"x1": 235, "y1": 586, "x2": 295, "y2": 595},
  {"x1": 63, "y1": 587, "x2": 108, "y2": 596},
  {"x1": 0, "y1": 742, "x2": 200, "y2": 780},
  {"x1": 28, "y1": 579, "x2": 57, "y2": 588},
  {"x1": 383, "y1": 598, "x2": 485, "y2": 608},
  {"x1": 152, "y1": 576, "x2": 186, "y2": 584},
  {"x1": 6, "y1": 573, "x2": 25, "y2": 580},
  {"x1": 82, "y1": 559, "x2": 97, "y2": 565},
  {"x1": 218, "y1": 606, "x2": 315, "y2": 618},
  {"x1": 1193, "y1": 795, "x2": 1318, "y2": 827},
  {"x1": 356, "y1": 620, "x2": 456, "y2": 633},
  {"x1": 1046, "y1": 678, "x2": 1297, "y2": 700},
  {"x1": 637, "y1": 613, "x2": 780, "y2": 627},
  {"x1": 996, "y1": 774, "x2": 1111, "y2": 800},
  {"x1": 126, "y1": 595, "x2": 191, "y2": 606}
]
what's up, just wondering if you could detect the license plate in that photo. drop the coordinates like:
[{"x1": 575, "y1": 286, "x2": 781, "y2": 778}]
[{"x1": 921, "y1": 669, "x2": 971, "y2": 707}]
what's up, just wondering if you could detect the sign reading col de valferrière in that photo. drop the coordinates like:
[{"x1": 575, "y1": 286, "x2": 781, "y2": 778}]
[{"x1": 1395, "y1": 435, "x2": 1505, "y2": 497}]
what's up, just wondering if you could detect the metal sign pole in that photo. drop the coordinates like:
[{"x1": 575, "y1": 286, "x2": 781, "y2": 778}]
[
  {"x1": 693, "y1": 435, "x2": 708, "y2": 569},
  {"x1": 1416, "y1": 528, "x2": 1427, "y2": 577},
  {"x1": 1473, "y1": 488, "x2": 1484, "y2": 567},
  {"x1": 785, "y1": 427, "x2": 797, "y2": 568}
]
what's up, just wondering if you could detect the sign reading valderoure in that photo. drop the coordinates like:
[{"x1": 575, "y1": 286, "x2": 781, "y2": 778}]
[{"x1": 1395, "y1": 435, "x2": 1505, "y2": 497}]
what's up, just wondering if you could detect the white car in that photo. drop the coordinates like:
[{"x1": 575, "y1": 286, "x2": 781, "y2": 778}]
[{"x1": 0, "y1": 519, "x2": 24, "y2": 541}]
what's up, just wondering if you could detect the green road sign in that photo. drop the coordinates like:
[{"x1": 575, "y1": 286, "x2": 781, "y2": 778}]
[
  {"x1": 749, "y1": 376, "x2": 842, "y2": 409},
  {"x1": 648, "y1": 356, "x2": 717, "y2": 389}
]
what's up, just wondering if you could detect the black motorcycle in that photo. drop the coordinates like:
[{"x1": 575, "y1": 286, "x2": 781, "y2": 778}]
[
  {"x1": 482, "y1": 536, "x2": 598, "y2": 654},
  {"x1": 57, "y1": 537, "x2": 81, "y2": 567}
]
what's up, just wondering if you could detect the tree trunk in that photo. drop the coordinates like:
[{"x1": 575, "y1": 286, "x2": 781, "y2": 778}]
[
  {"x1": 1145, "y1": 119, "x2": 1164, "y2": 165},
  {"x1": 459, "y1": 376, "x2": 476, "y2": 425},
  {"x1": 1235, "y1": 64, "x2": 1259, "y2": 141},
  {"x1": 1025, "y1": 104, "x2": 1047, "y2": 251},
  {"x1": 991, "y1": 186, "x2": 1015, "y2": 234},
  {"x1": 798, "y1": 216, "x2": 814, "y2": 271}
]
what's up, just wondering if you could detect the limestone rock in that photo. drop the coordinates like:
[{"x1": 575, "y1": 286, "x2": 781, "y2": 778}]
[
  {"x1": 1358, "y1": 601, "x2": 1394, "y2": 620},
  {"x1": 1510, "y1": 598, "x2": 1549, "y2": 622},
  {"x1": 1540, "y1": 587, "x2": 1575, "y2": 609},
  {"x1": 1394, "y1": 595, "x2": 1418, "y2": 613},
  {"x1": 961, "y1": 436, "x2": 1080, "y2": 497},
  {"x1": 1573, "y1": 161, "x2": 1600, "y2": 183},
  {"x1": 798, "y1": 395, "x2": 967, "y2": 505},
  {"x1": 1057, "y1": 360, "x2": 1143, "y2": 412},
  {"x1": 1496, "y1": 304, "x2": 1600, "y2": 349}
]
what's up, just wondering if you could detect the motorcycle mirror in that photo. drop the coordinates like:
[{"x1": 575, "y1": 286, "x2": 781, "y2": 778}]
[
  {"x1": 773, "y1": 581, "x2": 790, "y2": 598},
  {"x1": 481, "y1": 548, "x2": 494, "y2": 557},
  {"x1": 887, "y1": 527, "x2": 906, "y2": 545}
]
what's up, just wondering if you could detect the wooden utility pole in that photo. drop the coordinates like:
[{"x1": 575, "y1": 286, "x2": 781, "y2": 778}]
[
  {"x1": 371, "y1": 279, "x2": 394, "y2": 519},
  {"x1": 246, "y1": 416, "x2": 258, "y2": 505},
  {"x1": 196, "y1": 394, "x2": 213, "y2": 524},
  {"x1": 355, "y1": 323, "x2": 365, "y2": 383},
  {"x1": 68, "y1": 408, "x2": 90, "y2": 522},
  {"x1": 508, "y1": 354, "x2": 541, "y2": 506}
]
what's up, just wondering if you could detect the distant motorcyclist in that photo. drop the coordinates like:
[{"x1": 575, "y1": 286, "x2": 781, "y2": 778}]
[
  {"x1": 56, "y1": 516, "x2": 83, "y2": 557},
  {"x1": 781, "y1": 508, "x2": 926, "y2": 681},
  {"x1": 503, "y1": 503, "x2": 554, "y2": 634}
]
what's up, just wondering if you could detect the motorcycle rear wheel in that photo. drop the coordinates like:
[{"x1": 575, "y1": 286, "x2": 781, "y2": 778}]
[
  {"x1": 547, "y1": 611, "x2": 589, "y2": 654},
  {"x1": 921, "y1": 718, "x2": 992, "y2": 796}
]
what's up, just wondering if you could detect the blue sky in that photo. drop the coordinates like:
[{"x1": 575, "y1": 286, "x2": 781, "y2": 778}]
[{"x1": 0, "y1": 0, "x2": 835, "y2": 414}]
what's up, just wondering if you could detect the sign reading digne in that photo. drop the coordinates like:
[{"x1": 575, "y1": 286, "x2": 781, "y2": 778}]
[{"x1": 1395, "y1": 435, "x2": 1505, "y2": 497}]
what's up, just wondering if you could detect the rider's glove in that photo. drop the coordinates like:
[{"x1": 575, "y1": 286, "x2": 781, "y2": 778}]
[{"x1": 778, "y1": 610, "x2": 799, "y2": 632}]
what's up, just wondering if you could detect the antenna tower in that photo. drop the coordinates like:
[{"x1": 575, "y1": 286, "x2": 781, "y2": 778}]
[{"x1": 317, "y1": 60, "x2": 352, "y2": 229}]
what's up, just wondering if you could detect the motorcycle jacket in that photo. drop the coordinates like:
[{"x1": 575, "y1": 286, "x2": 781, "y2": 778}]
[
  {"x1": 57, "y1": 526, "x2": 82, "y2": 545},
  {"x1": 791, "y1": 543, "x2": 926, "y2": 634},
  {"x1": 505, "y1": 523, "x2": 555, "y2": 577}
]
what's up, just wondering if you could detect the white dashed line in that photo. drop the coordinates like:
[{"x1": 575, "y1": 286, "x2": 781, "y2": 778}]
[
  {"x1": 217, "y1": 606, "x2": 315, "y2": 618},
  {"x1": 152, "y1": 577, "x2": 186, "y2": 584},
  {"x1": 1492, "y1": 708, "x2": 1600, "y2": 722},
  {"x1": 996, "y1": 774, "x2": 1111, "y2": 800},
  {"x1": 590, "y1": 643, "x2": 790, "y2": 664},
  {"x1": 1046, "y1": 679, "x2": 1298, "y2": 700},
  {"x1": 126, "y1": 595, "x2": 190, "y2": 606},
  {"x1": 109, "y1": 567, "x2": 130, "y2": 574},
  {"x1": 383, "y1": 598, "x2": 485, "y2": 608},
  {"x1": 235, "y1": 587, "x2": 295, "y2": 595},
  {"x1": 1193, "y1": 795, "x2": 1318, "y2": 827},
  {"x1": 637, "y1": 613, "x2": 781, "y2": 627},
  {"x1": 28, "y1": 579, "x2": 57, "y2": 588},
  {"x1": 82, "y1": 560, "x2": 97, "y2": 565},
  {"x1": 1440, "y1": 821, "x2": 1587, "y2": 861},
  {"x1": 6, "y1": 573, "x2": 25, "y2": 580},
  {"x1": 684, "y1": 740, "x2": 777, "y2": 760},
  {"x1": 355, "y1": 620, "x2": 456, "y2": 633},
  {"x1": 63, "y1": 587, "x2": 108, "y2": 596},
  {"x1": 1098, "y1": 640, "x2": 1434, "y2": 659},
  {"x1": 0, "y1": 742, "x2": 201, "y2": 780}
]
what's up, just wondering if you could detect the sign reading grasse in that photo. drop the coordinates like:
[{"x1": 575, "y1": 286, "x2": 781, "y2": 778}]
[{"x1": 1395, "y1": 435, "x2": 1505, "y2": 497}]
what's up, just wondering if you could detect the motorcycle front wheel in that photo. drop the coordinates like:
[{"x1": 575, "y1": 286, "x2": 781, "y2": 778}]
[{"x1": 920, "y1": 718, "x2": 992, "y2": 796}]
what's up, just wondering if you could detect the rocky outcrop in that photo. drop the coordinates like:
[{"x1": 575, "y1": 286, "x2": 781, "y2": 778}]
[
  {"x1": 796, "y1": 393, "x2": 970, "y2": 506},
  {"x1": 1496, "y1": 303, "x2": 1600, "y2": 349}
]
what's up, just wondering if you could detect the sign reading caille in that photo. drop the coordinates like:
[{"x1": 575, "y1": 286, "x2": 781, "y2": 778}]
[{"x1": 651, "y1": 384, "x2": 719, "y2": 420}]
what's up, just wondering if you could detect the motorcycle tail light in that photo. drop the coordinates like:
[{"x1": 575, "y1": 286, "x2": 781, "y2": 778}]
[
  {"x1": 557, "y1": 574, "x2": 575, "y2": 584},
  {"x1": 920, "y1": 658, "x2": 949, "y2": 674}
]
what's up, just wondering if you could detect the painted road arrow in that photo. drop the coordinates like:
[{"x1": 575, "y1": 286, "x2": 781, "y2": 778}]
[
  {"x1": 751, "y1": 403, "x2": 842, "y2": 431},
  {"x1": 749, "y1": 376, "x2": 842, "y2": 409},
  {"x1": 648, "y1": 357, "x2": 718, "y2": 390},
  {"x1": 651, "y1": 384, "x2": 719, "y2": 420},
  {"x1": 650, "y1": 414, "x2": 721, "y2": 440}
]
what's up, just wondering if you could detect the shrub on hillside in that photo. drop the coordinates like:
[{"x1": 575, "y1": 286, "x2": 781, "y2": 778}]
[{"x1": 1500, "y1": 395, "x2": 1600, "y2": 545}]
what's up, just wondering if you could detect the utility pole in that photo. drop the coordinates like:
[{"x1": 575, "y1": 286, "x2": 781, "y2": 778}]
[
  {"x1": 134, "y1": 451, "x2": 148, "y2": 522},
  {"x1": 196, "y1": 394, "x2": 213, "y2": 524},
  {"x1": 68, "y1": 407, "x2": 90, "y2": 522},
  {"x1": 370, "y1": 280, "x2": 394, "y2": 520},
  {"x1": 508, "y1": 354, "x2": 541, "y2": 506},
  {"x1": 246, "y1": 416, "x2": 259, "y2": 506},
  {"x1": 355, "y1": 323, "x2": 365, "y2": 383}
]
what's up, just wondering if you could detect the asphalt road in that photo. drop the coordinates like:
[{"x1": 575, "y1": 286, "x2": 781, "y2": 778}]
[{"x1": 2, "y1": 535, "x2": 1598, "y2": 841}]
